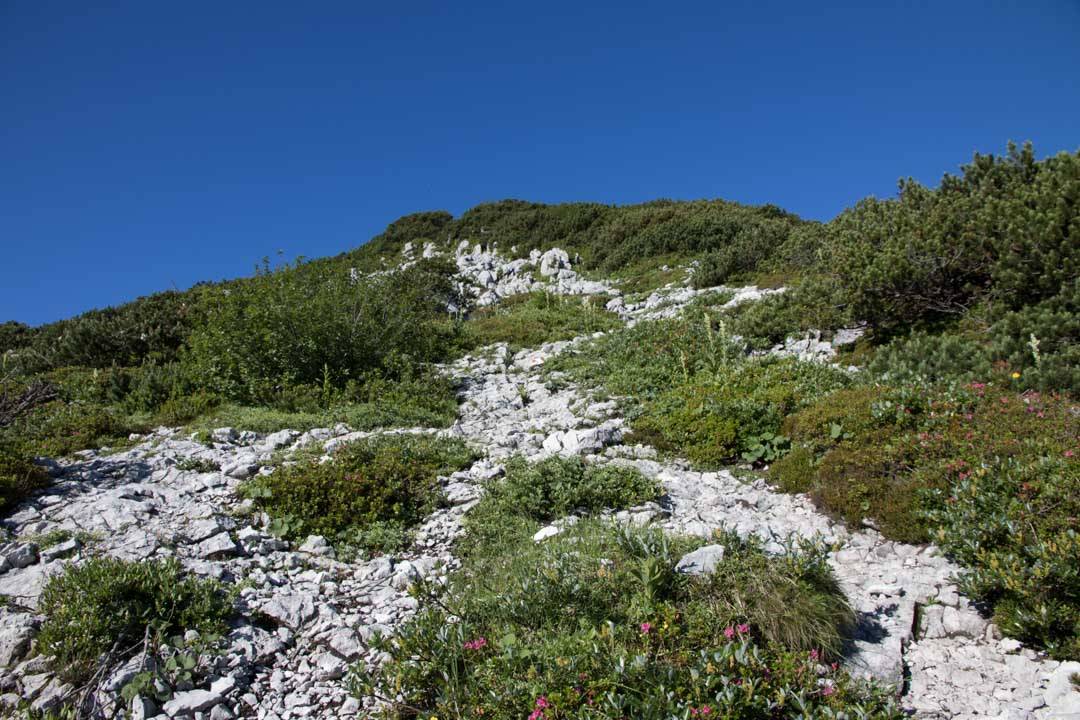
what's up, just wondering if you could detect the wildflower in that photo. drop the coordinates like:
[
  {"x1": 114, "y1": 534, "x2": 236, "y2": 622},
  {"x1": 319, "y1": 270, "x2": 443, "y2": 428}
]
[
  {"x1": 723, "y1": 626, "x2": 736, "y2": 640},
  {"x1": 1066, "y1": 450, "x2": 1075, "y2": 458},
  {"x1": 821, "y1": 684, "x2": 836, "y2": 697},
  {"x1": 640, "y1": 622, "x2": 652, "y2": 634},
  {"x1": 535, "y1": 697, "x2": 550, "y2": 709},
  {"x1": 736, "y1": 623, "x2": 750, "y2": 635},
  {"x1": 528, "y1": 711, "x2": 543, "y2": 720},
  {"x1": 809, "y1": 649, "x2": 821, "y2": 662},
  {"x1": 1011, "y1": 371, "x2": 1021, "y2": 379},
  {"x1": 463, "y1": 637, "x2": 487, "y2": 651}
]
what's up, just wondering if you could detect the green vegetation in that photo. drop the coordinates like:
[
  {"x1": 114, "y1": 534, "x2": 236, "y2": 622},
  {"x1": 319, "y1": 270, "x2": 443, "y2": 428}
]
[
  {"x1": 0, "y1": 445, "x2": 49, "y2": 513},
  {"x1": 241, "y1": 435, "x2": 477, "y2": 555},
  {"x1": 357, "y1": 198, "x2": 804, "y2": 279},
  {"x1": 0, "y1": 257, "x2": 466, "y2": 461},
  {"x1": 38, "y1": 557, "x2": 233, "y2": 684},
  {"x1": 771, "y1": 379, "x2": 1079, "y2": 657},
  {"x1": 351, "y1": 517, "x2": 896, "y2": 719},
  {"x1": 730, "y1": 143, "x2": 1080, "y2": 393},
  {"x1": 475, "y1": 455, "x2": 660, "y2": 526},
  {"x1": 460, "y1": 292, "x2": 621, "y2": 352},
  {"x1": 550, "y1": 312, "x2": 851, "y2": 467}
]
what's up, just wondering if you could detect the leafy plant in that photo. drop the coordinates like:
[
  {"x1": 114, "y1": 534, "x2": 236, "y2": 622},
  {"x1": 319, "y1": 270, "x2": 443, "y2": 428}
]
[
  {"x1": 350, "y1": 522, "x2": 895, "y2": 720},
  {"x1": 38, "y1": 557, "x2": 233, "y2": 684},
  {"x1": 241, "y1": 435, "x2": 476, "y2": 553}
]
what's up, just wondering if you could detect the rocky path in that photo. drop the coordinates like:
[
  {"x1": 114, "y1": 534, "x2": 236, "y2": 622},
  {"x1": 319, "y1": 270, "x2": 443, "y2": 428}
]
[{"x1": 0, "y1": 263, "x2": 1077, "y2": 718}]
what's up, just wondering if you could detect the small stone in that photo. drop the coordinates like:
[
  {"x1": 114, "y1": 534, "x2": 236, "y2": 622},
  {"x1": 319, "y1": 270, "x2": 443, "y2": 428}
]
[
  {"x1": 327, "y1": 629, "x2": 363, "y2": 660},
  {"x1": 532, "y1": 525, "x2": 561, "y2": 543},
  {"x1": 40, "y1": 539, "x2": 79, "y2": 561},
  {"x1": 675, "y1": 545, "x2": 726, "y2": 575},
  {"x1": 298, "y1": 535, "x2": 335, "y2": 558},
  {"x1": 196, "y1": 532, "x2": 238, "y2": 559},
  {"x1": 260, "y1": 593, "x2": 317, "y2": 630},
  {"x1": 5, "y1": 544, "x2": 39, "y2": 570},
  {"x1": 163, "y1": 688, "x2": 221, "y2": 716},
  {"x1": 997, "y1": 637, "x2": 1023, "y2": 653}
]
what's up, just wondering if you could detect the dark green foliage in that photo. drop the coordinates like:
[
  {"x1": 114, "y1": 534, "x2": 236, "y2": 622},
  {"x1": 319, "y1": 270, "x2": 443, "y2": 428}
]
[
  {"x1": 868, "y1": 331, "x2": 993, "y2": 386},
  {"x1": 819, "y1": 143, "x2": 1078, "y2": 330},
  {"x1": 0, "y1": 446, "x2": 49, "y2": 513},
  {"x1": 633, "y1": 359, "x2": 850, "y2": 467},
  {"x1": 988, "y1": 279, "x2": 1080, "y2": 393},
  {"x1": 38, "y1": 557, "x2": 232, "y2": 684},
  {"x1": 551, "y1": 314, "x2": 849, "y2": 467},
  {"x1": 352, "y1": 198, "x2": 806, "y2": 278},
  {"x1": 690, "y1": 221, "x2": 791, "y2": 288},
  {"x1": 187, "y1": 257, "x2": 463, "y2": 403},
  {"x1": 242, "y1": 435, "x2": 476, "y2": 554},
  {"x1": 351, "y1": 521, "x2": 896, "y2": 720},
  {"x1": 0, "y1": 322, "x2": 33, "y2": 354},
  {"x1": 486, "y1": 456, "x2": 661, "y2": 523},
  {"x1": 925, "y1": 457, "x2": 1080, "y2": 660},
  {"x1": 16, "y1": 290, "x2": 197, "y2": 373}
]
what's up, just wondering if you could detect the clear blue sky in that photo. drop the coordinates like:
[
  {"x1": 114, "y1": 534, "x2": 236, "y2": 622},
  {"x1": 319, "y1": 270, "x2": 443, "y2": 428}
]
[{"x1": 3, "y1": 1, "x2": 1078, "y2": 326}]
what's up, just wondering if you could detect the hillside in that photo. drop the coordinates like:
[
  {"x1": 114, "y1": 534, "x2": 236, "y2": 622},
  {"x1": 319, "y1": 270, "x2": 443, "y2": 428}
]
[{"x1": 0, "y1": 142, "x2": 1077, "y2": 719}]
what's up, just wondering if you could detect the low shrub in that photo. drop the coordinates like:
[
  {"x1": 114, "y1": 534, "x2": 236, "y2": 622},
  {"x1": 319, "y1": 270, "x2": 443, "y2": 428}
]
[
  {"x1": 630, "y1": 358, "x2": 851, "y2": 467},
  {"x1": 485, "y1": 455, "x2": 661, "y2": 523},
  {"x1": 460, "y1": 291, "x2": 621, "y2": 352},
  {"x1": 773, "y1": 379, "x2": 1080, "y2": 657},
  {"x1": 925, "y1": 456, "x2": 1080, "y2": 660},
  {"x1": 241, "y1": 435, "x2": 476, "y2": 554},
  {"x1": 350, "y1": 522, "x2": 896, "y2": 720},
  {"x1": 811, "y1": 437, "x2": 927, "y2": 543},
  {"x1": 869, "y1": 331, "x2": 993, "y2": 386},
  {"x1": 0, "y1": 446, "x2": 49, "y2": 513},
  {"x1": 38, "y1": 557, "x2": 232, "y2": 684},
  {"x1": 187, "y1": 257, "x2": 464, "y2": 403},
  {"x1": 3, "y1": 401, "x2": 140, "y2": 458}
]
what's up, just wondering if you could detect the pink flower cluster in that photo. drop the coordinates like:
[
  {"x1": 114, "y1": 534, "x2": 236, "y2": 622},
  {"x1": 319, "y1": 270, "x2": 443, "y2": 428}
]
[
  {"x1": 640, "y1": 622, "x2": 653, "y2": 634},
  {"x1": 689, "y1": 705, "x2": 712, "y2": 716},
  {"x1": 527, "y1": 696, "x2": 550, "y2": 720},
  {"x1": 722, "y1": 623, "x2": 750, "y2": 640},
  {"x1": 463, "y1": 637, "x2": 487, "y2": 651}
]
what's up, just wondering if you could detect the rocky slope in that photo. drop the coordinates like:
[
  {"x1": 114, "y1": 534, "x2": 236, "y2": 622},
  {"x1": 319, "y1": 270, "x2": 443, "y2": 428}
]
[{"x1": 0, "y1": 248, "x2": 1077, "y2": 719}]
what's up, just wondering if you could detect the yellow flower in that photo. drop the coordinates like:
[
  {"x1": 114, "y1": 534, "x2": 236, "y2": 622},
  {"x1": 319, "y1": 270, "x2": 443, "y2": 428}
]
[{"x1": 1011, "y1": 371, "x2": 1021, "y2": 379}]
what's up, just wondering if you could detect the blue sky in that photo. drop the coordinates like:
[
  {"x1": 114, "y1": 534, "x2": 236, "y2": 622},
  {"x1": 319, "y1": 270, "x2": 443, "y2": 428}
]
[{"x1": 2, "y1": 1, "x2": 1078, "y2": 326}]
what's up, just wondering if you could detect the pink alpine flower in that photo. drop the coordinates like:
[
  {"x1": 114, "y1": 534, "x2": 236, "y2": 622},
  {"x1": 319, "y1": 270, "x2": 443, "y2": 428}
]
[
  {"x1": 723, "y1": 626, "x2": 736, "y2": 640},
  {"x1": 463, "y1": 637, "x2": 488, "y2": 651},
  {"x1": 736, "y1": 623, "x2": 750, "y2": 635},
  {"x1": 640, "y1": 622, "x2": 653, "y2": 634}
]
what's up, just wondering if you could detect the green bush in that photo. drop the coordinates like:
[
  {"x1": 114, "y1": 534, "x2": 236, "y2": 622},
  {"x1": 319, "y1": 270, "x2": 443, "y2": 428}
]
[
  {"x1": 486, "y1": 456, "x2": 661, "y2": 523},
  {"x1": 869, "y1": 331, "x2": 993, "y2": 386},
  {"x1": 242, "y1": 435, "x2": 477, "y2": 554},
  {"x1": 21, "y1": 290, "x2": 197, "y2": 373},
  {"x1": 690, "y1": 222, "x2": 790, "y2": 288},
  {"x1": 3, "y1": 400, "x2": 140, "y2": 458},
  {"x1": 38, "y1": 557, "x2": 232, "y2": 684},
  {"x1": 819, "y1": 143, "x2": 1077, "y2": 332},
  {"x1": 0, "y1": 446, "x2": 49, "y2": 513},
  {"x1": 774, "y1": 378, "x2": 1080, "y2": 657},
  {"x1": 631, "y1": 358, "x2": 851, "y2": 467},
  {"x1": 187, "y1": 257, "x2": 464, "y2": 403},
  {"x1": 461, "y1": 292, "x2": 621, "y2": 352},
  {"x1": 350, "y1": 522, "x2": 896, "y2": 720},
  {"x1": 924, "y1": 457, "x2": 1080, "y2": 659}
]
